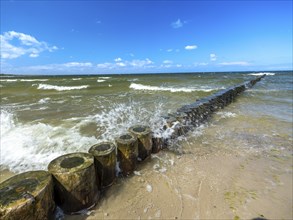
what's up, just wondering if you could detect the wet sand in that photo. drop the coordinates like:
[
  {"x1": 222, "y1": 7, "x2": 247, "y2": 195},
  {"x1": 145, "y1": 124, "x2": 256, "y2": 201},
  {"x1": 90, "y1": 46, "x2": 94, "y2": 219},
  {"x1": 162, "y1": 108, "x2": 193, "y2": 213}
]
[{"x1": 65, "y1": 137, "x2": 292, "y2": 220}]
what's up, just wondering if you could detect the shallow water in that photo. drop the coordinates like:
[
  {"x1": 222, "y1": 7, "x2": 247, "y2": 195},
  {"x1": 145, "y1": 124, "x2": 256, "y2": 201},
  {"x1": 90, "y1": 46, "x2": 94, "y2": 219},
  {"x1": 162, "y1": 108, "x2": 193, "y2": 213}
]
[
  {"x1": 1, "y1": 71, "x2": 292, "y2": 219},
  {"x1": 1, "y1": 71, "x2": 291, "y2": 173}
]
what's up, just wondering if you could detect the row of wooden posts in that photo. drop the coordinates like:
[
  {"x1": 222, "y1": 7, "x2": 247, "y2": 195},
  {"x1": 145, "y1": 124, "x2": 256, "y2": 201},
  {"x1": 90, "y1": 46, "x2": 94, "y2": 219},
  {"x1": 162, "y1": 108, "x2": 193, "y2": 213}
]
[{"x1": 0, "y1": 75, "x2": 265, "y2": 220}]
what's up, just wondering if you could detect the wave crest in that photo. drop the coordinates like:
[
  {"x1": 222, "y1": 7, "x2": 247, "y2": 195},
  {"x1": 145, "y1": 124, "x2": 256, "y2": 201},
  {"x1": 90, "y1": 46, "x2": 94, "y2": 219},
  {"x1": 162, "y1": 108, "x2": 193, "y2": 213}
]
[
  {"x1": 129, "y1": 83, "x2": 217, "y2": 92},
  {"x1": 35, "y1": 83, "x2": 89, "y2": 91},
  {"x1": 248, "y1": 72, "x2": 275, "y2": 76}
]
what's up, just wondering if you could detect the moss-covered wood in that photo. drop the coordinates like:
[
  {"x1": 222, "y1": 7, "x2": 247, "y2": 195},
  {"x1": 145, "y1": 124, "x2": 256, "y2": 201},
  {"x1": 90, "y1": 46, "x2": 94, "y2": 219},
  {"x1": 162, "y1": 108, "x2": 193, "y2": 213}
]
[
  {"x1": 88, "y1": 142, "x2": 116, "y2": 188},
  {"x1": 129, "y1": 125, "x2": 153, "y2": 161},
  {"x1": 0, "y1": 170, "x2": 55, "y2": 220},
  {"x1": 115, "y1": 133, "x2": 138, "y2": 176},
  {"x1": 47, "y1": 152, "x2": 99, "y2": 214}
]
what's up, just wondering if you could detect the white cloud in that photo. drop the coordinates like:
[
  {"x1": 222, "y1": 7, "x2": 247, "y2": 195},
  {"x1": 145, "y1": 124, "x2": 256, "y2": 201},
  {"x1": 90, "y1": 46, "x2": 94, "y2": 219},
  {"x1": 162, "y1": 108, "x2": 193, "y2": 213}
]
[
  {"x1": 25, "y1": 62, "x2": 93, "y2": 71},
  {"x1": 97, "y1": 58, "x2": 154, "y2": 69},
  {"x1": 185, "y1": 45, "x2": 197, "y2": 50},
  {"x1": 0, "y1": 31, "x2": 58, "y2": 59},
  {"x1": 171, "y1": 19, "x2": 184, "y2": 28},
  {"x1": 163, "y1": 60, "x2": 173, "y2": 64},
  {"x1": 63, "y1": 62, "x2": 93, "y2": 67},
  {"x1": 114, "y1": 57, "x2": 122, "y2": 62},
  {"x1": 97, "y1": 63, "x2": 113, "y2": 69},
  {"x1": 210, "y1": 53, "x2": 217, "y2": 61},
  {"x1": 194, "y1": 62, "x2": 208, "y2": 66},
  {"x1": 219, "y1": 61, "x2": 250, "y2": 66},
  {"x1": 29, "y1": 53, "x2": 39, "y2": 58},
  {"x1": 116, "y1": 62, "x2": 126, "y2": 67},
  {"x1": 129, "y1": 58, "x2": 153, "y2": 67},
  {"x1": 167, "y1": 49, "x2": 173, "y2": 52}
]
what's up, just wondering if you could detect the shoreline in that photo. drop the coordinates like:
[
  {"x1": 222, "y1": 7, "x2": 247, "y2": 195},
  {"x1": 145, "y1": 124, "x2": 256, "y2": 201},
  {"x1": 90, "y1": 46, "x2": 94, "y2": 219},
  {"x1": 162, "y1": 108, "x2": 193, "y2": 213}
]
[
  {"x1": 63, "y1": 144, "x2": 292, "y2": 220},
  {"x1": 2, "y1": 144, "x2": 291, "y2": 220}
]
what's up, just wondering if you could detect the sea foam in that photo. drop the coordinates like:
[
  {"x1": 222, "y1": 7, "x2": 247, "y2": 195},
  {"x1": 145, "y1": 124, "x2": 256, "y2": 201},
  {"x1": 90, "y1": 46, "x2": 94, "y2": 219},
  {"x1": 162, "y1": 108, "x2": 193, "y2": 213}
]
[
  {"x1": 0, "y1": 110, "x2": 97, "y2": 173},
  {"x1": 129, "y1": 83, "x2": 217, "y2": 92},
  {"x1": 0, "y1": 79, "x2": 18, "y2": 82},
  {"x1": 35, "y1": 83, "x2": 89, "y2": 91},
  {"x1": 20, "y1": 79, "x2": 49, "y2": 82},
  {"x1": 248, "y1": 72, "x2": 275, "y2": 76},
  {"x1": 0, "y1": 101, "x2": 170, "y2": 173}
]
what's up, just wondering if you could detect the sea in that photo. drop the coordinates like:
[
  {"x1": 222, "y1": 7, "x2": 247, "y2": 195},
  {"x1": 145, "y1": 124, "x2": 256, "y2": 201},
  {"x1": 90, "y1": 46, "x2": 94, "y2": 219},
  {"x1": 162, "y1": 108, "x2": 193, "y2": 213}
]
[{"x1": 0, "y1": 71, "x2": 292, "y2": 174}]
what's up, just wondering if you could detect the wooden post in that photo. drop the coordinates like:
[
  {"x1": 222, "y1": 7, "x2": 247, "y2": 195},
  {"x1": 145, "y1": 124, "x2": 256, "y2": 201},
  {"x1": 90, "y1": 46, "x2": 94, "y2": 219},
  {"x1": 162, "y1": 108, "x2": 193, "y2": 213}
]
[
  {"x1": 48, "y1": 152, "x2": 99, "y2": 214},
  {"x1": 88, "y1": 142, "x2": 116, "y2": 188},
  {"x1": 115, "y1": 133, "x2": 138, "y2": 176},
  {"x1": 129, "y1": 125, "x2": 153, "y2": 161},
  {"x1": 0, "y1": 170, "x2": 55, "y2": 220}
]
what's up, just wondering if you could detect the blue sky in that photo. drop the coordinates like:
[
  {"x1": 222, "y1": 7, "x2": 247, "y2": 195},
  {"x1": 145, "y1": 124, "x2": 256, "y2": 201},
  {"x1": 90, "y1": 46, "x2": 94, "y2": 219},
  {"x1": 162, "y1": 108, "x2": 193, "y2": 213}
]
[{"x1": 1, "y1": 0, "x2": 292, "y2": 74}]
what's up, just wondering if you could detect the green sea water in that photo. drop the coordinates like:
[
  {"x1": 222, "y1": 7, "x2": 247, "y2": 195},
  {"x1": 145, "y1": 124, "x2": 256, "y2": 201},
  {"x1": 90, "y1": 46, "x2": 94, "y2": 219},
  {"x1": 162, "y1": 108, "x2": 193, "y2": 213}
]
[{"x1": 0, "y1": 71, "x2": 292, "y2": 173}]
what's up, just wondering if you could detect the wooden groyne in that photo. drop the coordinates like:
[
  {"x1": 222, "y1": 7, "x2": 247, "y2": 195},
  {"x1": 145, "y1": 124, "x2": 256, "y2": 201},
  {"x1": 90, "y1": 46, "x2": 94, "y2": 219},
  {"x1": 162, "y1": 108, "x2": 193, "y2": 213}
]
[{"x1": 0, "y1": 75, "x2": 265, "y2": 219}]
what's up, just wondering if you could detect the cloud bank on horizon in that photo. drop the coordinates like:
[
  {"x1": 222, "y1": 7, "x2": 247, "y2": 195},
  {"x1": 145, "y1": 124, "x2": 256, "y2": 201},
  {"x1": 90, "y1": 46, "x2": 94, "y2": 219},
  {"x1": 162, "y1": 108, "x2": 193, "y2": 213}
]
[{"x1": 0, "y1": 1, "x2": 292, "y2": 74}]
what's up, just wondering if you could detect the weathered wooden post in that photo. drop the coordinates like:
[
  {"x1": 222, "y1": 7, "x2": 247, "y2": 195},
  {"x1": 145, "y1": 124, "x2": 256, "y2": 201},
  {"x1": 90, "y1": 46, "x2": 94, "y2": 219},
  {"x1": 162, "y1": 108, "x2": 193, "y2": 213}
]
[
  {"x1": 48, "y1": 152, "x2": 99, "y2": 214},
  {"x1": 129, "y1": 125, "x2": 153, "y2": 161},
  {"x1": 152, "y1": 135, "x2": 165, "y2": 153},
  {"x1": 115, "y1": 133, "x2": 138, "y2": 176},
  {"x1": 88, "y1": 142, "x2": 116, "y2": 188},
  {"x1": 0, "y1": 170, "x2": 55, "y2": 220}
]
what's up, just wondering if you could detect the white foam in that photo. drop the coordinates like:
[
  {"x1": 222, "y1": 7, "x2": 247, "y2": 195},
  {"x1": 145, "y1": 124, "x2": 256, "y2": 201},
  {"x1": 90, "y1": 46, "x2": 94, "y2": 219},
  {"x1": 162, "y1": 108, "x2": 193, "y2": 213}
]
[
  {"x1": 0, "y1": 110, "x2": 97, "y2": 173},
  {"x1": 146, "y1": 184, "x2": 153, "y2": 192},
  {"x1": 0, "y1": 79, "x2": 18, "y2": 82},
  {"x1": 216, "y1": 111, "x2": 237, "y2": 118},
  {"x1": 0, "y1": 101, "x2": 171, "y2": 173},
  {"x1": 248, "y1": 72, "x2": 275, "y2": 76},
  {"x1": 84, "y1": 101, "x2": 167, "y2": 141},
  {"x1": 129, "y1": 83, "x2": 217, "y2": 92},
  {"x1": 20, "y1": 79, "x2": 48, "y2": 82},
  {"x1": 97, "y1": 79, "x2": 106, "y2": 83},
  {"x1": 134, "y1": 171, "x2": 142, "y2": 176},
  {"x1": 1, "y1": 110, "x2": 16, "y2": 135},
  {"x1": 38, "y1": 97, "x2": 51, "y2": 104},
  {"x1": 98, "y1": 77, "x2": 111, "y2": 79},
  {"x1": 35, "y1": 84, "x2": 89, "y2": 91},
  {"x1": 72, "y1": 78, "x2": 82, "y2": 80},
  {"x1": 127, "y1": 78, "x2": 139, "y2": 82}
]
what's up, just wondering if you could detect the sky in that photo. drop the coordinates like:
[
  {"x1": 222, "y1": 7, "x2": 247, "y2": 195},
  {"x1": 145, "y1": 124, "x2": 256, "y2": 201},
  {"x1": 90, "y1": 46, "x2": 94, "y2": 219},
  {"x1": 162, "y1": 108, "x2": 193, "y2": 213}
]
[{"x1": 0, "y1": 0, "x2": 292, "y2": 75}]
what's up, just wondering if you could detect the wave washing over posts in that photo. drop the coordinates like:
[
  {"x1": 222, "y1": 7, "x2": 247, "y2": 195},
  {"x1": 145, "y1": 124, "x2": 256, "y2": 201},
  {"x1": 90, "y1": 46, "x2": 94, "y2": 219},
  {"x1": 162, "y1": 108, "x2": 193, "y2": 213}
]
[{"x1": 0, "y1": 75, "x2": 266, "y2": 219}]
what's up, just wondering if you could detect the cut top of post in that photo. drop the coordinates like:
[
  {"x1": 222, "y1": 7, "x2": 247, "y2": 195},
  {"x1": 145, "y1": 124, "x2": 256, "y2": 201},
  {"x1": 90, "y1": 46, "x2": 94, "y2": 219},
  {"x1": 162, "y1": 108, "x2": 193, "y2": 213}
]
[
  {"x1": 116, "y1": 133, "x2": 137, "y2": 144},
  {"x1": 129, "y1": 125, "x2": 151, "y2": 137},
  {"x1": 89, "y1": 142, "x2": 116, "y2": 157},
  {"x1": 0, "y1": 170, "x2": 52, "y2": 207},
  {"x1": 48, "y1": 152, "x2": 94, "y2": 174}
]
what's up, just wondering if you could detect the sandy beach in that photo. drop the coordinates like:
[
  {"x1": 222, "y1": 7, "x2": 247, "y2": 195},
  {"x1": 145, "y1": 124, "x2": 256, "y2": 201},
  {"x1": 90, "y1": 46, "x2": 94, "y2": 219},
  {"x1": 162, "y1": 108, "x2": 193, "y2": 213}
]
[{"x1": 64, "y1": 118, "x2": 293, "y2": 220}]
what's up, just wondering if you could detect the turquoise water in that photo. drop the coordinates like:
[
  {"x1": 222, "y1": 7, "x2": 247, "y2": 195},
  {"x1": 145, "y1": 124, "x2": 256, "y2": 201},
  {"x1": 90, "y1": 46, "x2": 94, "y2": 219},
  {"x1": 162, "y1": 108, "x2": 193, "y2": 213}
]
[{"x1": 0, "y1": 71, "x2": 292, "y2": 173}]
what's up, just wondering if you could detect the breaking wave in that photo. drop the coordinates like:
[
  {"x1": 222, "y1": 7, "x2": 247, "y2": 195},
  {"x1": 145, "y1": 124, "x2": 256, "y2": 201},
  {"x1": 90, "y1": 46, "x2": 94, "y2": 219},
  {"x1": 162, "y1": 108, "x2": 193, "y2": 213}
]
[
  {"x1": 129, "y1": 83, "x2": 218, "y2": 93},
  {"x1": 0, "y1": 101, "x2": 172, "y2": 173},
  {"x1": 34, "y1": 83, "x2": 89, "y2": 91},
  {"x1": 20, "y1": 79, "x2": 49, "y2": 82},
  {"x1": 248, "y1": 72, "x2": 275, "y2": 76}
]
